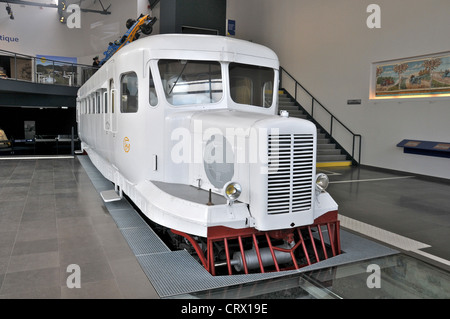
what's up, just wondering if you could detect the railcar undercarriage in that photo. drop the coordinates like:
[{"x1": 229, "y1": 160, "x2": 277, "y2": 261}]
[{"x1": 162, "y1": 211, "x2": 341, "y2": 276}]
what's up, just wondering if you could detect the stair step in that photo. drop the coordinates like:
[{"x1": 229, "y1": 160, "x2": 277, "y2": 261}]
[
  {"x1": 317, "y1": 160, "x2": 352, "y2": 167},
  {"x1": 317, "y1": 138, "x2": 331, "y2": 144},
  {"x1": 317, "y1": 143, "x2": 337, "y2": 149},
  {"x1": 288, "y1": 112, "x2": 307, "y2": 119},
  {"x1": 279, "y1": 90, "x2": 354, "y2": 165},
  {"x1": 317, "y1": 154, "x2": 348, "y2": 162},
  {"x1": 100, "y1": 190, "x2": 122, "y2": 202},
  {"x1": 278, "y1": 101, "x2": 293, "y2": 105},
  {"x1": 278, "y1": 105, "x2": 299, "y2": 111},
  {"x1": 317, "y1": 149, "x2": 342, "y2": 155}
]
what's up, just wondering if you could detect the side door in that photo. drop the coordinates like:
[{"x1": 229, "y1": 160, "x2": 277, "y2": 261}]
[
  {"x1": 102, "y1": 77, "x2": 117, "y2": 162},
  {"x1": 110, "y1": 78, "x2": 118, "y2": 134}
]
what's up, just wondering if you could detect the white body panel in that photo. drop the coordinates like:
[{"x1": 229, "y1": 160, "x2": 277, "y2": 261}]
[{"x1": 77, "y1": 34, "x2": 337, "y2": 237}]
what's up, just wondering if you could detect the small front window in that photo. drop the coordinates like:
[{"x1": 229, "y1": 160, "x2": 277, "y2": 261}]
[
  {"x1": 229, "y1": 63, "x2": 275, "y2": 108},
  {"x1": 149, "y1": 68, "x2": 158, "y2": 106},
  {"x1": 158, "y1": 60, "x2": 223, "y2": 106},
  {"x1": 121, "y1": 72, "x2": 139, "y2": 113}
]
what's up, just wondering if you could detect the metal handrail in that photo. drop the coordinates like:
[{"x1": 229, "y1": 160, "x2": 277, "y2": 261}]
[
  {"x1": 0, "y1": 48, "x2": 99, "y2": 87},
  {"x1": 280, "y1": 66, "x2": 362, "y2": 165}
]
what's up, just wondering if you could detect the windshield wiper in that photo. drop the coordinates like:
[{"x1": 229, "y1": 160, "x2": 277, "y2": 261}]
[{"x1": 168, "y1": 61, "x2": 188, "y2": 95}]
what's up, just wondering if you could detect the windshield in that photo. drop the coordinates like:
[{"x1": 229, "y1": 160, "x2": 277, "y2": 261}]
[
  {"x1": 229, "y1": 63, "x2": 275, "y2": 108},
  {"x1": 158, "y1": 59, "x2": 223, "y2": 106}
]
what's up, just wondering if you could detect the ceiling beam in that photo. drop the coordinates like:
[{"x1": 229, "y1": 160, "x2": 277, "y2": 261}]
[
  {"x1": 0, "y1": 0, "x2": 111, "y2": 15},
  {"x1": 0, "y1": 0, "x2": 57, "y2": 9}
]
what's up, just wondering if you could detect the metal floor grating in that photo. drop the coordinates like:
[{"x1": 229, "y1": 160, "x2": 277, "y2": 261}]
[
  {"x1": 137, "y1": 250, "x2": 301, "y2": 297},
  {"x1": 121, "y1": 227, "x2": 170, "y2": 255},
  {"x1": 77, "y1": 155, "x2": 399, "y2": 298},
  {"x1": 109, "y1": 209, "x2": 151, "y2": 229}
]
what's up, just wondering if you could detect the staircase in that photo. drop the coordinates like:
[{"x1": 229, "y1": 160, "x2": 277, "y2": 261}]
[{"x1": 278, "y1": 91, "x2": 352, "y2": 167}]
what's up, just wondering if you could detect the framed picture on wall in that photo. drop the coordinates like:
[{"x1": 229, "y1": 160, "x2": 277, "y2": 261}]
[{"x1": 371, "y1": 51, "x2": 450, "y2": 99}]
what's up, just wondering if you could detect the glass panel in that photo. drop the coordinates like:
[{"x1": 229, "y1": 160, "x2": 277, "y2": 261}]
[
  {"x1": 149, "y1": 67, "x2": 158, "y2": 106},
  {"x1": 121, "y1": 72, "x2": 139, "y2": 113},
  {"x1": 185, "y1": 254, "x2": 450, "y2": 299},
  {"x1": 229, "y1": 63, "x2": 275, "y2": 108},
  {"x1": 110, "y1": 79, "x2": 115, "y2": 114},
  {"x1": 97, "y1": 93, "x2": 101, "y2": 114},
  {"x1": 158, "y1": 60, "x2": 222, "y2": 106},
  {"x1": 104, "y1": 90, "x2": 108, "y2": 114}
]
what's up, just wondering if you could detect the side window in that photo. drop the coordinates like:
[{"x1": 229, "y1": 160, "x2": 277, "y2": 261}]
[
  {"x1": 104, "y1": 89, "x2": 108, "y2": 114},
  {"x1": 110, "y1": 79, "x2": 115, "y2": 114},
  {"x1": 149, "y1": 68, "x2": 158, "y2": 106},
  {"x1": 97, "y1": 92, "x2": 101, "y2": 114},
  {"x1": 121, "y1": 72, "x2": 138, "y2": 113}
]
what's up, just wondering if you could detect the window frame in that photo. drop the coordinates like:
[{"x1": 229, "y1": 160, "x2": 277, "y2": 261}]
[
  {"x1": 157, "y1": 59, "x2": 223, "y2": 107},
  {"x1": 229, "y1": 62, "x2": 276, "y2": 108},
  {"x1": 120, "y1": 72, "x2": 139, "y2": 113}
]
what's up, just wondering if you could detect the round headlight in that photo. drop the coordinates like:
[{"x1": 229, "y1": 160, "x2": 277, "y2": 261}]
[
  {"x1": 315, "y1": 173, "x2": 329, "y2": 192},
  {"x1": 223, "y1": 182, "x2": 242, "y2": 202}
]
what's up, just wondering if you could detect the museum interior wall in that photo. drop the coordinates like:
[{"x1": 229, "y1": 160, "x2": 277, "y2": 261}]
[{"x1": 227, "y1": 0, "x2": 450, "y2": 180}]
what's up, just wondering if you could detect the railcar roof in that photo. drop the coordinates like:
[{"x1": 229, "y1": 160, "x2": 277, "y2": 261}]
[
  {"x1": 79, "y1": 34, "x2": 279, "y2": 96},
  {"x1": 117, "y1": 33, "x2": 279, "y2": 66}
]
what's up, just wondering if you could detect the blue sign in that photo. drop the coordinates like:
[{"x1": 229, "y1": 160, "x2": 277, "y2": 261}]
[{"x1": 227, "y1": 19, "x2": 236, "y2": 36}]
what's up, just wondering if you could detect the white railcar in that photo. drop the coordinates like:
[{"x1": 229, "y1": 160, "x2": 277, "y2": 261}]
[{"x1": 77, "y1": 34, "x2": 340, "y2": 275}]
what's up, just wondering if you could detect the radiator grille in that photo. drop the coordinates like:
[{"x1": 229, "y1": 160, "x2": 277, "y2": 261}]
[{"x1": 267, "y1": 134, "x2": 314, "y2": 214}]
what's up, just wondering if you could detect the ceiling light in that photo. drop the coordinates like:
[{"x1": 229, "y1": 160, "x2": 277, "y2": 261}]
[{"x1": 6, "y1": 4, "x2": 14, "y2": 20}]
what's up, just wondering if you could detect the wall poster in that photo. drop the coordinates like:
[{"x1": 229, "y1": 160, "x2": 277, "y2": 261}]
[{"x1": 373, "y1": 52, "x2": 450, "y2": 99}]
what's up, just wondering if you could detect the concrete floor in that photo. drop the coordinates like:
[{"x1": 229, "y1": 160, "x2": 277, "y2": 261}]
[{"x1": 0, "y1": 157, "x2": 158, "y2": 299}]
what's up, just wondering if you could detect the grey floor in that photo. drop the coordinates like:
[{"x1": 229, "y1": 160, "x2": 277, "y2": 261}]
[
  {"x1": 321, "y1": 166, "x2": 450, "y2": 262},
  {"x1": 0, "y1": 157, "x2": 158, "y2": 299},
  {"x1": 0, "y1": 157, "x2": 449, "y2": 299}
]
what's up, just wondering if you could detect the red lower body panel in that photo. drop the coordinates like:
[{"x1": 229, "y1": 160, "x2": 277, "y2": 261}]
[{"x1": 171, "y1": 210, "x2": 340, "y2": 276}]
